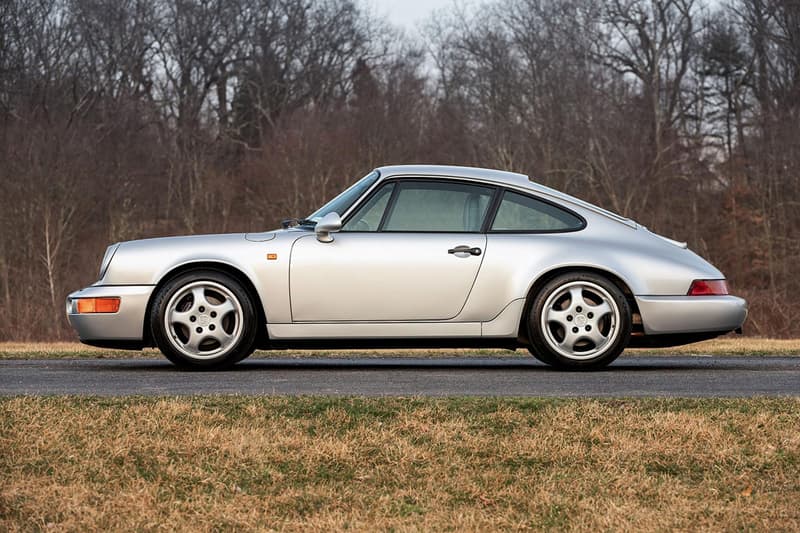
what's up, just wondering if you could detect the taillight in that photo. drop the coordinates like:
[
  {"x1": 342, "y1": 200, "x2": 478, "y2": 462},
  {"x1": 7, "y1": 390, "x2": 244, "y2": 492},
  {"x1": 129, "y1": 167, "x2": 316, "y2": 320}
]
[
  {"x1": 687, "y1": 280, "x2": 729, "y2": 296},
  {"x1": 75, "y1": 297, "x2": 121, "y2": 313}
]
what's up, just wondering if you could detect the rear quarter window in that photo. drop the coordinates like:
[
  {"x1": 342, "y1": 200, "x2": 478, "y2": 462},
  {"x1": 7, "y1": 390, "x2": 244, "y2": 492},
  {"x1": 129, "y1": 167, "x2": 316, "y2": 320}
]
[{"x1": 491, "y1": 190, "x2": 584, "y2": 232}]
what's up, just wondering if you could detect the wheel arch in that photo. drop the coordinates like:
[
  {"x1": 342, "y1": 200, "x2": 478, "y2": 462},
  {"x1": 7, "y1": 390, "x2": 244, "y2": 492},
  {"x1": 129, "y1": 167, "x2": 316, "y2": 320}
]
[
  {"x1": 142, "y1": 261, "x2": 268, "y2": 347},
  {"x1": 516, "y1": 265, "x2": 641, "y2": 342}
]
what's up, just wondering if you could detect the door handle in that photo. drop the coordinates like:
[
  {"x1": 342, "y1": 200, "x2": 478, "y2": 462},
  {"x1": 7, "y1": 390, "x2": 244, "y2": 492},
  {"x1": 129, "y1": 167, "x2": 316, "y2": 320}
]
[{"x1": 448, "y1": 245, "x2": 482, "y2": 256}]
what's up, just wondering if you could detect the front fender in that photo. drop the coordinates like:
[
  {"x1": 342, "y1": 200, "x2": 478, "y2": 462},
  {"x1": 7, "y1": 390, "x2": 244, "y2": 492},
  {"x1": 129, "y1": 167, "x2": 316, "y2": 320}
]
[{"x1": 100, "y1": 232, "x2": 298, "y2": 323}]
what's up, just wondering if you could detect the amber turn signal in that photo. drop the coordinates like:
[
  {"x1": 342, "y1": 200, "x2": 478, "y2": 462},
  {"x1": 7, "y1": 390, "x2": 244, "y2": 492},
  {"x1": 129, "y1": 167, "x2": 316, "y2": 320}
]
[{"x1": 76, "y1": 297, "x2": 121, "y2": 313}]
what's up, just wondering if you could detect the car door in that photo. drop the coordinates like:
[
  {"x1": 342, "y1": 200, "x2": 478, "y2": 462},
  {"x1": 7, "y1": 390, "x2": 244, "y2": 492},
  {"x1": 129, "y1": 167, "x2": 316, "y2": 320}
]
[{"x1": 289, "y1": 179, "x2": 496, "y2": 322}]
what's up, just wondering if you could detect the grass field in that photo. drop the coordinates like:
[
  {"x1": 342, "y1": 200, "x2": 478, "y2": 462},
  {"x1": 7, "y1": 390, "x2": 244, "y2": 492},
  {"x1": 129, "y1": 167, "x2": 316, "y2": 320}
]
[
  {"x1": 1, "y1": 397, "x2": 799, "y2": 531},
  {"x1": 2, "y1": 342, "x2": 798, "y2": 530},
  {"x1": 1, "y1": 337, "x2": 800, "y2": 360}
]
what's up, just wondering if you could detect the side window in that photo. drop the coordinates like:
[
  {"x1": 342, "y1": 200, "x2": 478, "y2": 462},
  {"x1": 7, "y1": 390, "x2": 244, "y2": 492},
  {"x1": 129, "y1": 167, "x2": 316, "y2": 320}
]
[
  {"x1": 342, "y1": 183, "x2": 394, "y2": 231},
  {"x1": 382, "y1": 181, "x2": 494, "y2": 232},
  {"x1": 491, "y1": 191, "x2": 584, "y2": 232}
]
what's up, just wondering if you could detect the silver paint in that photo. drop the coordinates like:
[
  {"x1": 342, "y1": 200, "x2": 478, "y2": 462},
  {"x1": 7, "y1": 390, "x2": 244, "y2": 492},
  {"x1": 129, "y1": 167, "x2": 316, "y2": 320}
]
[{"x1": 66, "y1": 164, "x2": 748, "y2": 346}]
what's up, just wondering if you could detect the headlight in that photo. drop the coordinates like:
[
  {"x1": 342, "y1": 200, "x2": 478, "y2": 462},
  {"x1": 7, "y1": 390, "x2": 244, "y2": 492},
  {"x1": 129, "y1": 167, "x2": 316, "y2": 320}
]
[{"x1": 98, "y1": 243, "x2": 120, "y2": 280}]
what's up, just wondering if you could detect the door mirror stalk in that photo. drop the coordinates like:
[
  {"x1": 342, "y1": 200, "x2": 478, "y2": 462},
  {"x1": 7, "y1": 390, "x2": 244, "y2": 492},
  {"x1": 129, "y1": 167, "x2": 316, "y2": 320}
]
[{"x1": 315, "y1": 212, "x2": 342, "y2": 243}]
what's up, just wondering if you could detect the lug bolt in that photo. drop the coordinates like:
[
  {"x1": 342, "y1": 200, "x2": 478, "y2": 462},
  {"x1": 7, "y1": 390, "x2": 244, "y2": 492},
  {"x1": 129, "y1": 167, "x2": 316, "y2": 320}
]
[
  {"x1": 588, "y1": 312, "x2": 594, "y2": 319},
  {"x1": 567, "y1": 315, "x2": 573, "y2": 321},
  {"x1": 572, "y1": 327, "x2": 579, "y2": 333},
  {"x1": 199, "y1": 306, "x2": 205, "y2": 313},
  {"x1": 196, "y1": 327, "x2": 202, "y2": 333},
  {"x1": 209, "y1": 324, "x2": 216, "y2": 331},
  {"x1": 210, "y1": 311, "x2": 217, "y2": 318},
  {"x1": 189, "y1": 316, "x2": 196, "y2": 322},
  {"x1": 576, "y1": 306, "x2": 582, "y2": 312},
  {"x1": 585, "y1": 325, "x2": 591, "y2": 331}
]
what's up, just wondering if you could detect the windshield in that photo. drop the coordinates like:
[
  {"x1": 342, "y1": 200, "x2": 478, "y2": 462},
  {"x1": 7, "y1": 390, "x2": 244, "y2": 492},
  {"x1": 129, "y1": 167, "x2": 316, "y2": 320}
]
[{"x1": 307, "y1": 170, "x2": 380, "y2": 222}]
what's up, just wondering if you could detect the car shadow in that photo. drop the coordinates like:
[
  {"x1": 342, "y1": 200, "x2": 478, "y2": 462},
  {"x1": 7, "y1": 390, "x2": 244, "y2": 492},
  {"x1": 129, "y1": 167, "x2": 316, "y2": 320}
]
[{"x1": 85, "y1": 356, "x2": 751, "y2": 373}]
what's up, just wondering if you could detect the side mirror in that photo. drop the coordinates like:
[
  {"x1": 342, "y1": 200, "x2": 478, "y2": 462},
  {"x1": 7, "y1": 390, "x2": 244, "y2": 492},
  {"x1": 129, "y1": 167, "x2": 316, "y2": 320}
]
[{"x1": 315, "y1": 212, "x2": 342, "y2": 243}]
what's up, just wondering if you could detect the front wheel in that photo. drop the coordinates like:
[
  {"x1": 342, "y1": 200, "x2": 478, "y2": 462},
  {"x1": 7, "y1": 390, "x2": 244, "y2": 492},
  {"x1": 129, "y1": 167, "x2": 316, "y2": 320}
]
[
  {"x1": 528, "y1": 272, "x2": 631, "y2": 369},
  {"x1": 150, "y1": 270, "x2": 258, "y2": 369}
]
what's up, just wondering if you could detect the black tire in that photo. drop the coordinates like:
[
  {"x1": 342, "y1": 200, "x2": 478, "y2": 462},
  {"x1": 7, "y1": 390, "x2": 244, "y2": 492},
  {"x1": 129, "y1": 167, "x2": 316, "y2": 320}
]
[
  {"x1": 527, "y1": 272, "x2": 631, "y2": 369},
  {"x1": 528, "y1": 345, "x2": 559, "y2": 366},
  {"x1": 150, "y1": 270, "x2": 258, "y2": 369}
]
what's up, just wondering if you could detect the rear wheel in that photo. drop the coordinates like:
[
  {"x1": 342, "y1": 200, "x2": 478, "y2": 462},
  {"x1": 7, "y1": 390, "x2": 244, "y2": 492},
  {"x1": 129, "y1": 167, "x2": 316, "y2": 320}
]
[
  {"x1": 528, "y1": 272, "x2": 631, "y2": 369},
  {"x1": 150, "y1": 270, "x2": 258, "y2": 369}
]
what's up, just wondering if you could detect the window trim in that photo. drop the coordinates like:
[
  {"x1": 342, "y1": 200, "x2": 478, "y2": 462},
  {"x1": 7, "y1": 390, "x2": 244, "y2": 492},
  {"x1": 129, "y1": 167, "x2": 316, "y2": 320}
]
[
  {"x1": 308, "y1": 169, "x2": 381, "y2": 223},
  {"x1": 339, "y1": 176, "x2": 587, "y2": 235},
  {"x1": 376, "y1": 181, "x2": 400, "y2": 231},
  {"x1": 487, "y1": 188, "x2": 587, "y2": 234},
  {"x1": 339, "y1": 179, "x2": 397, "y2": 232},
  {"x1": 339, "y1": 182, "x2": 396, "y2": 232},
  {"x1": 341, "y1": 177, "x2": 500, "y2": 234}
]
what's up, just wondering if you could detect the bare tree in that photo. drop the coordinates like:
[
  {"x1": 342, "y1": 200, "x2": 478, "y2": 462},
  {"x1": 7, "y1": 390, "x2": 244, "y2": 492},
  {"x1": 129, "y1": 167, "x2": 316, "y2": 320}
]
[{"x1": 0, "y1": 0, "x2": 798, "y2": 339}]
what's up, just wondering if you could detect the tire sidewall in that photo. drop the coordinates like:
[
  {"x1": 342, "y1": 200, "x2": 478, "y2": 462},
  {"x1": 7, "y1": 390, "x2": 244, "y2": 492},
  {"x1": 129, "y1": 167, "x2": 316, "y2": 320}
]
[
  {"x1": 150, "y1": 270, "x2": 258, "y2": 369},
  {"x1": 528, "y1": 272, "x2": 632, "y2": 369}
]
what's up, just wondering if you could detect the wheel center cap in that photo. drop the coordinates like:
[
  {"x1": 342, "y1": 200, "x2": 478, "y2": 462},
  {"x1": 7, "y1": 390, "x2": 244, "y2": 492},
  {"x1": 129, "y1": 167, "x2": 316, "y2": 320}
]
[
  {"x1": 197, "y1": 315, "x2": 211, "y2": 327},
  {"x1": 575, "y1": 315, "x2": 588, "y2": 327}
]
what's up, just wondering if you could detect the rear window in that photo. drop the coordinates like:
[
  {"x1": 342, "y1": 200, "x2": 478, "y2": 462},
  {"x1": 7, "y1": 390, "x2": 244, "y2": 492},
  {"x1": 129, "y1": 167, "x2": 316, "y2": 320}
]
[{"x1": 491, "y1": 191, "x2": 584, "y2": 232}]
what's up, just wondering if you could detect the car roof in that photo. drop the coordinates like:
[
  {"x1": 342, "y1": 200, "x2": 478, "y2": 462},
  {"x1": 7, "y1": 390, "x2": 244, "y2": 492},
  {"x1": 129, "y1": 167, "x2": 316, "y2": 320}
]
[
  {"x1": 375, "y1": 164, "x2": 636, "y2": 228},
  {"x1": 376, "y1": 165, "x2": 530, "y2": 188}
]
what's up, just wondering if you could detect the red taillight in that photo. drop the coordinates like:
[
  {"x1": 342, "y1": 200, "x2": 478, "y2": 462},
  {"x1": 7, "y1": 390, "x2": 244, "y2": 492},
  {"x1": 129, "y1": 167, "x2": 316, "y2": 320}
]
[
  {"x1": 687, "y1": 280, "x2": 729, "y2": 296},
  {"x1": 76, "y1": 297, "x2": 121, "y2": 313}
]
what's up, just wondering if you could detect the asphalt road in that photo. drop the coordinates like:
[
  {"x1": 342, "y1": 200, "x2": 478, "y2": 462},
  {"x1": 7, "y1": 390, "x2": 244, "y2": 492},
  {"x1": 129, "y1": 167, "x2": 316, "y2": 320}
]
[{"x1": 1, "y1": 356, "x2": 798, "y2": 397}]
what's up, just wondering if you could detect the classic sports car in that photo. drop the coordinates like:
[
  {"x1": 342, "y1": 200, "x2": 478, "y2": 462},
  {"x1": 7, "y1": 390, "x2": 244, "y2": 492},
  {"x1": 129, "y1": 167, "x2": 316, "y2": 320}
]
[{"x1": 67, "y1": 165, "x2": 747, "y2": 369}]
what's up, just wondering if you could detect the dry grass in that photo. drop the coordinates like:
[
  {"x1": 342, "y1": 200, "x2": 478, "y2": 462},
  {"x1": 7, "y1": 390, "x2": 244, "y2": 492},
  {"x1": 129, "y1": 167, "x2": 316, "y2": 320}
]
[
  {"x1": 1, "y1": 337, "x2": 800, "y2": 360},
  {"x1": 1, "y1": 397, "x2": 799, "y2": 531},
  {"x1": 0, "y1": 342, "x2": 157, "y2": 359},
  {"x1": 628, "y1": 336, "x2": 800, "y2": 356}
]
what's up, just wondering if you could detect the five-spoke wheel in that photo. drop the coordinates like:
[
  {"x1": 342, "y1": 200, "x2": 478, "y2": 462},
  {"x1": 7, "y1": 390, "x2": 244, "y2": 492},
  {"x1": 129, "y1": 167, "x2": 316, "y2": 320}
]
[
  {"x1": 165, "y1": 281, "x2": 243, "y2": 359},
  {"x1": 528, "y1": 272, "x2": 631, "y2": 369},
  {"x1": 150, "y1": 270, "x2": 258, "y2": 369}
]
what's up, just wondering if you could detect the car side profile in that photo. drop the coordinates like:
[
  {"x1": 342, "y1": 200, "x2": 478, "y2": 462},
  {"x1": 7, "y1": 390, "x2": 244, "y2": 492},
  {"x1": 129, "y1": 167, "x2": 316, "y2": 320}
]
[{"x1": 66, "y1": 165, "x2": 747, "y2": 369}]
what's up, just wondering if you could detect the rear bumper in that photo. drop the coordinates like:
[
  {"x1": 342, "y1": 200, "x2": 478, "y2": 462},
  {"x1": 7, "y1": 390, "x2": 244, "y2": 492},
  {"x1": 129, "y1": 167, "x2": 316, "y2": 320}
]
[
  {"x1": 635, "y1": 295, "x2": 748, "y2": 335},
  {"x1": 66, "y1": 285, "x2": 155, "y2": 343}
]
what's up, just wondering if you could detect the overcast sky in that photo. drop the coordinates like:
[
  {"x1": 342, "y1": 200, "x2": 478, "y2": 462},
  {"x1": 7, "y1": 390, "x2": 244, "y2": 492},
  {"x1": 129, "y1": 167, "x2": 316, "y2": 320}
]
[{"x1": 369, "y1": 0, "x2": 457, "y2": 32}]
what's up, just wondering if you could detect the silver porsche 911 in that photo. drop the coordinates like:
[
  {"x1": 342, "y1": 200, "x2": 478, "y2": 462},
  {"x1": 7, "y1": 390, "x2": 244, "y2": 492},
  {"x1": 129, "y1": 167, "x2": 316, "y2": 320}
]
[{"x1": 67, "y1": 165, "x2": 747, "y2": 369}]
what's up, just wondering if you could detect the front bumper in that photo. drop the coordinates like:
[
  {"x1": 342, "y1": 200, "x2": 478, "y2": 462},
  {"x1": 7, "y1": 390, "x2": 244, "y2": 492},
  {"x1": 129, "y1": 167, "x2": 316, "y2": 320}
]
[
  {"x1": 66, "y1": 285, "x2": 155, "y2": 342},
  {"x1": 635, "y1": 295, "x2": 748, "y2": 335}
]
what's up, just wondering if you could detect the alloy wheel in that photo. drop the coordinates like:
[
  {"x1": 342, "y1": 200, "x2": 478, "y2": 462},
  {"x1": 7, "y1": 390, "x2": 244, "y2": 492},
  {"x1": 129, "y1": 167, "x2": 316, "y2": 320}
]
[
  {"x1": 540, "y1": 280, "x2": 620, "y2": 360},
  {"x1": 163, "y1": 280, "x2": 243, "y2": 360}
]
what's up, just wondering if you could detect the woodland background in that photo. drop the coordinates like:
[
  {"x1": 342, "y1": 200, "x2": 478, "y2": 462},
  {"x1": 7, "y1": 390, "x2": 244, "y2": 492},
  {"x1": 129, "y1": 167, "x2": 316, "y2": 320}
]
[{"x1": 0, "y1": 0, "x2": 797, "y2": 340}]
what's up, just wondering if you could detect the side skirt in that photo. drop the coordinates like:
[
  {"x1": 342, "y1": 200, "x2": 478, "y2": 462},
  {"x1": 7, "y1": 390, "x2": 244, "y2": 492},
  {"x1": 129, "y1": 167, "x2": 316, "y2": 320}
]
[{"x1": 263, "y1": 337, "x2": 522, "y2": 351}]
